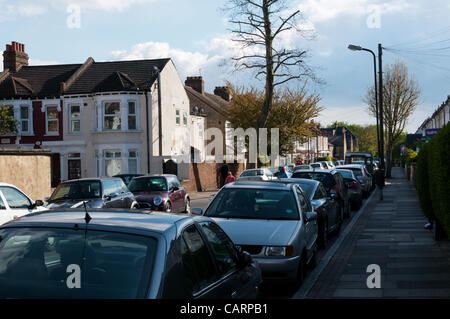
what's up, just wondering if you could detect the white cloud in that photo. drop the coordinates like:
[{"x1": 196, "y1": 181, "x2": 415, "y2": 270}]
[
  {"x1": 29, "y1": 59, "x2": 60, "y2": 66},
  {"x1": 297, "y1": 0, "x2": 415, "y2": 24},
  {"x1": 0, "y1": 0, "x2": 162, "y2": 19}
]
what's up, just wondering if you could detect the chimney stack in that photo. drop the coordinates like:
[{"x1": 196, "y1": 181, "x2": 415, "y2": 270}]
[
  {"x1": 214, "y1": 86, "x2": 230, "y2": 102},
  {"x1": 185, "y1": 76, "x2": 204, "y2": 95},
  {"x1": 3, "y1": 41, "x2": 29, "y2": 72}
]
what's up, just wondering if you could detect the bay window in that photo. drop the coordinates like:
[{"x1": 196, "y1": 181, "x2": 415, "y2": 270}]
[
  {"x1": 104, "y1": 102, "x2": 121, "y2": 130},
  {"x1": 128, "y1": 101, "x2": 137, "y2": 130},
  {"x1": 69, "y1": 105, "x2": 81, "y2": 133}
]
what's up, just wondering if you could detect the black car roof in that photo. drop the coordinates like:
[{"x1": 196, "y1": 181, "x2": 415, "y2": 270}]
[{"x1": 0, "y1": 209, "x2": 204, "y2": 235}]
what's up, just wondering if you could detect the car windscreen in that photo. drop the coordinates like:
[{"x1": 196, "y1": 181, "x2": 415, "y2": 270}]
[
  {"x1": 50, "y1": 181, "x2": 101, "y2": 201},
  {"x1": 128, "y1": 177, "x2": 168, "y2": 192},
  {"x1": 292, "y1": 172, "x2": 335, "y2": 189},
  {"x1": 310, "y1": 163, "x2": 321, "y2": 168},
  {"x1": 240, "y1": 170, "x2": 263, "y2": 177},
  {"x1": 0, "y1": 227, "x2": 156, "y2": 298},
  {"x1": 205, "y1": 188, "x2": 299, "y2": 220}
]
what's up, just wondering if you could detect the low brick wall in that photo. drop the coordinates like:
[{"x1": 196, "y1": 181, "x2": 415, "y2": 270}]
[
  {"x1": 181, "y1": 162, "x2": 246, "y2": 193},
  {"x1": 0, "y1": 149, "x2": 52, "y2": 201}
]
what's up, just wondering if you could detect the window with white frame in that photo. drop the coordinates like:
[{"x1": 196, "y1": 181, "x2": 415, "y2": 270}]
[
  {"x1": 183, "y1": 111, "x2": 188, "y2": 126},
  {"x1": 175, "y1": 109, "x2": 180, "y2": 125},
  {"x1": 20, "y1": 105, "x2": 30, "y2": 133},
  {"x1": 128, "y1": 150, "x2": 138, "y2": 174},
  {"x1": 128, "y1": 101, "x2": 137, "y2": 130},
  {"x1": 46, "y1": 106, "x2": 59, "y2": 134},
  {"x1": 69, "y1": 105, "x2": 81, "y2": 133},
  {"x1": 104, "y1": 151, "x2": 122, "y2": 176},
  {"x1": 104, "y1": 102, "x2": 121, "y2": 130}
]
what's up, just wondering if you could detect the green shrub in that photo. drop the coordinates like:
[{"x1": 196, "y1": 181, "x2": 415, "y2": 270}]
[
  {"x1": 416, "y1": 123, "x2": 450, "y2": 237},
  {"x1": 317, "y1": 156, "x2": 332, "y2": 162},
  {"x1": 401, "y1": 147, "x2": 417, "y2": 166},
  {"x1": 416, "y1": 142, "x2": 434, "y2": 221}
]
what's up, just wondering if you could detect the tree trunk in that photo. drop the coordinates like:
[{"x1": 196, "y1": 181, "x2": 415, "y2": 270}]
[{"x1": 385, "y1": 132, "x2": 393, "y2": 178}]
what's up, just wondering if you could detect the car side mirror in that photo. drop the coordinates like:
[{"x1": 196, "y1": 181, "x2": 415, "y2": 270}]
[
  {"x1": 35, "y1": 200, "x2": 44, "y2": 207},
  {"x1": 106, "y1": 193, "x2": 118, "y2": 200},
  {"x1": 305, "y1": 211, "x2": 318, "y2": 222},
  {"x1": 45, "y1": 197, "x2": 50, "y2": 202},
  {"x1": 191, "y1": 207, "x2": 203, "y2": 215},
  {"x1": 238, "y1": 250, "x2": 253, "y2": 267}
]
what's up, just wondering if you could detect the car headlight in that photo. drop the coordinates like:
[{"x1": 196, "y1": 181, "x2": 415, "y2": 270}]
[
  {"x1": 264, "y1": 246, "x2": 294, "y2": 257},
  {"x1": 153, "y1": 196, "x2": 163, "y2": 206}
]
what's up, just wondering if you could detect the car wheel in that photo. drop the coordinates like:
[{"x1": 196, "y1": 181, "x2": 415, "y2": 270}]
[
  {"x1": 184, "y1": 198, "x2": 191, "y2": 214},
  {"x1": 164, "y1": 202, "x2": 172, "y2": 213},
  {"x1": 131, "y1": 203, "x2": 139, "y2": 209}
]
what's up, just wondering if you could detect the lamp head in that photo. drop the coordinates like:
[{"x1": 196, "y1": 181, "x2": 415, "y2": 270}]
[{"x1": 348, "y1": 44, "x2": 362, "y2": 51}]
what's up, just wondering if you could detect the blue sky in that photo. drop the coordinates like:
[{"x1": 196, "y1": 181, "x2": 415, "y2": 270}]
[{"x1": 1, "y1": 0, "x2": 449, "y2": 133}]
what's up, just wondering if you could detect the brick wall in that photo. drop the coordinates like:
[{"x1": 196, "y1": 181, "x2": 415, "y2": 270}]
[{"x1": 181, "y1": 162, "x2": 246, "y2": 193}]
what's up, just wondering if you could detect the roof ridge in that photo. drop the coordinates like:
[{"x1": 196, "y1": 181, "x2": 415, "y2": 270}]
[{"x1": 185, "y1": 86, "x2": 227, "y2": 116}]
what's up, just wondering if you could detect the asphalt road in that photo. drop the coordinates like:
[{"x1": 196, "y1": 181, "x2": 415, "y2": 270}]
[{"x1": 190, "y1": 190, "x2": 372, "y2": 299}]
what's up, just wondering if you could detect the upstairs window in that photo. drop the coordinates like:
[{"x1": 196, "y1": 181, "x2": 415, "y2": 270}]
[
  {"x1": 104, "y1": 102, "x2": 121, "y2": 130},
  {"x1": 69, "y1": 105, "x2": 81, "y2": 133},
  {"x1": 175, "y1": 109, "x2": 180, "y2": 125},
  {"x1": 46, "y1": 106, "x2": 59, "y2": 134},
  {"x1": 183, "y1": 111, "x2": 188, "y2": 126},
  {"x1": 20, "y1": 106, "x2": 30, "y2": 133},
  {"x1": 128, "y1": 101, "x2": 137, "y2": 130}
]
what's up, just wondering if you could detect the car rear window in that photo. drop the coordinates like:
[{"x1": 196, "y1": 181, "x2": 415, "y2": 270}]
[
  {"x1": 292, "y1": 172, "x2": 336, "y2": 189},
  {"x1": 240, "y1": 170, "x2": 263, "y2": 177},
  {"x1": 205, "y1": 188, "x2": 299, "y2": 220},
  {"x1": 336, "y1": 170, "x2": 353, "y2": 179},
  {"x1": 50, "y1": 181, "x2": 101, "y2": 201},
  {"x1": 0, "y1": 227, "x2": 156, "y2": 298},
  {"x1": 128, "y1": 177, "x2": 168, "y2": 192}
]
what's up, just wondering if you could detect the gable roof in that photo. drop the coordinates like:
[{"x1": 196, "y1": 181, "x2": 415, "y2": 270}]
[
  {"x1": 64, "y1": 59, "x2": 170, "y2": 95},
  {"x1": 0, "y1": 58, "x2": 171, "y2": 99},
  {"x1": 0, "y1": 64, "x2": 81, "y2": 99}
]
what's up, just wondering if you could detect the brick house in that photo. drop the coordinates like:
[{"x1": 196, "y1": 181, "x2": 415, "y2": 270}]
[
  {"x1": 0, "y1": 41, "x2": 190, "y2": 186},
  {"x1": 320, "y1": 125, "x2": 358, "y2": 160},
  {"x1": 183, "y1": 76, "x2": 244, "y2": 191}
]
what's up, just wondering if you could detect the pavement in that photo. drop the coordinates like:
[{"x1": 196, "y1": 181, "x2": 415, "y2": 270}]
[{"x1": 295, "y1": 167, "x2": 450, "y2": 299}]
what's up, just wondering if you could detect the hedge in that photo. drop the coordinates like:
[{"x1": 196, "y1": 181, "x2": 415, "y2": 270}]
[{"x1": 415, "y1": 123, "x2": 450, "y2": 237}]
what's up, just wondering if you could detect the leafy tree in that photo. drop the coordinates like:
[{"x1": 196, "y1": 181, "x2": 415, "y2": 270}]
[
  {"x1": 225, "y1": 0, "x2": 319, "y2": 141},
  {"x1": 364, "y1": 61, "x2": 421, "y2": 178},
  {"x1": 226, "y1": 83, "x2": 323, "y2": 156},
  {"x1": 0, "y1": 105, "x2": 17, "y2": 134}
]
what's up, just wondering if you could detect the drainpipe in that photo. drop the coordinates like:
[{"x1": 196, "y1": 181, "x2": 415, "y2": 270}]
[
  {"x1": 145, "y1": 91, "x2": 151, "y2": 174},
  {"x1": 153, "y1": 66, "x2": 163, "y2": 157}
]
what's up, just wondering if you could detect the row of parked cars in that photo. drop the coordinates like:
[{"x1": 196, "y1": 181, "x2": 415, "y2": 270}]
[{"x1": 0, "y1": 158, "x2": 375, "y2": 298}]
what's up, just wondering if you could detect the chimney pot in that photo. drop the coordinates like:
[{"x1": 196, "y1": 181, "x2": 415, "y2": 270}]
[
  {"x1": 214, "y1": 86, "x2": 230, "y2": 102},
  {"x1": 6, "y1": 44, "x2": 11, "y2": 51},
  {"x1": 185, "y1": 76, "x2": 204, "y2": 95}
]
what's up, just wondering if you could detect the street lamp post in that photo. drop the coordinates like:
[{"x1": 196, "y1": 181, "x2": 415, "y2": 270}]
[{"x1": 347, "y1": 44, "x2": 382, "y2": 163}]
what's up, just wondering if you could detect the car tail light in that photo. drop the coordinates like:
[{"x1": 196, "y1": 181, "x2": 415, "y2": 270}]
[
  {"x1": 331, "y1": 184, "x2": 339, "y2": 195},
  {"x1": 314, "y1": 208, "x2": 322, "y2": 218}
]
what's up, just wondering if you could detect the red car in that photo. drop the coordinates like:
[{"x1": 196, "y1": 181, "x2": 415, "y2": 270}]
[{"x1": 128, "y1": 174, "x2": 190, "y2": 213}]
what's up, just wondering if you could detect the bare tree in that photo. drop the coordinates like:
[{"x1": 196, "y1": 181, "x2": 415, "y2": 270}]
[
  {"x1": 225, "y1": 0, "x2": 318, "y2": 131},
  {"x1": 364, "y1": 61, "x2": 421, "y2": 178}
]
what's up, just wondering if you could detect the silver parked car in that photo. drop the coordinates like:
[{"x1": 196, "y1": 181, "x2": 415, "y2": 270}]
[
  {"x1": 338, "y1": 164, "x2": 372, "y2": 198},
  {"x1": 310, "y1": 162, "x2": 324, "y2": 170},
  {"x1": 200, "y1": 181, "x2": 318, "y2": 285},
  {"x1": 237, "y1": 168, "x2": 276, "y2": 181}
]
